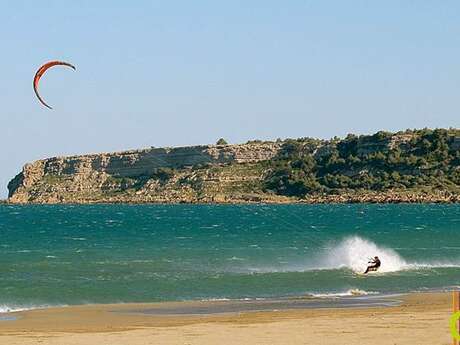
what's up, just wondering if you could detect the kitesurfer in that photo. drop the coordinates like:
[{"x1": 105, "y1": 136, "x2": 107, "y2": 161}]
[{"x1": 364, "y1": 256, "x2": 381, "y2": 274}]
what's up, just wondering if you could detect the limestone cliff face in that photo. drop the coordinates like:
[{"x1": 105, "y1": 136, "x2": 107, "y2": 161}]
[
  {"x1": 21, "y1": 143, "x2": 280, "y2": 177},
  {"x1": 8, "y1": 129, "x2": 460, "y2": 204},
  {"x1": 7, "y1": 143, "x2": 283, "y2": 204}
]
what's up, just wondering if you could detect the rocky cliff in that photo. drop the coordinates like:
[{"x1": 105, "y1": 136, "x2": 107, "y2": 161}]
[
  {"x1": 7, "y1": 143, "x2": 284, "y2": 204},
  {"x1": 7, "y1": 129, "x2": 460, "y2": 204}
]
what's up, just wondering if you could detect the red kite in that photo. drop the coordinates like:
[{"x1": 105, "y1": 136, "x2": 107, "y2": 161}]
[{"x1": 33, "y1": 61, "x2": 76, "y2": 109}]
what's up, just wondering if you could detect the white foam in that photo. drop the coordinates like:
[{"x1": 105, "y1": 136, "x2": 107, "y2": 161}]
[
  {"x1": 311, "y1": 289, "x2": 377, "y2": 298},
  {"x1": 227, "y1": 256, "x2": 246, "y2": 261},
  {"x1": 316, "y1": 236, "x2": 460, "y2": 273},
  {"x1": 201, "y1": 298, "x2": 231, "y2": 302},
  {"x1": 0, "y1": 304, "x2": 61, "y2": 313},
  {"x1": 320, "y1": 236, "x2": 407, "y2": 273}
]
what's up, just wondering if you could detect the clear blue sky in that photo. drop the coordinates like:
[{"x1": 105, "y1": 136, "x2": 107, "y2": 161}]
[{"x1": 1, "y1": 1, "x2": 460, "y2": 197}]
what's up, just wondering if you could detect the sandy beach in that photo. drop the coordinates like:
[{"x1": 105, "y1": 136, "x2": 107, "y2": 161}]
[{"x1": 0, "y1": 292, "x2": 453, "y2": 345}]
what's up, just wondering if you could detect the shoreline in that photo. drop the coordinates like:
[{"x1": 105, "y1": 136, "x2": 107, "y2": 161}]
[
  {"x1": 0, "y1": 292, "x2": 452, "y2": 344},
  {"x1": 0, "y1": 293, "x2": 404, "y2": 319},
  {"x1": 3, "y1": 197, "x2": 460, "y2": 205}
]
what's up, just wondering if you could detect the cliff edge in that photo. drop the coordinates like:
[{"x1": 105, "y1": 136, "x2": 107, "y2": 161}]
[
  {"x1": 7, "y1": 142, "x2": 284, "y2": 204},
  {"x1": 7, "y1": 129, "x2": 460, "y2": 204}
]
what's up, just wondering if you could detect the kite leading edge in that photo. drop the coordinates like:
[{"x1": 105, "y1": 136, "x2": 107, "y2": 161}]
[{"x1": 33, "y1": 61, "x2": 76, "y2": 109}]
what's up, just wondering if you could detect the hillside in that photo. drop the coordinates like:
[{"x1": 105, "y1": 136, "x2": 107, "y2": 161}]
[{"x1": 7, "y1": 128, "x2": 460, "y2": 204}]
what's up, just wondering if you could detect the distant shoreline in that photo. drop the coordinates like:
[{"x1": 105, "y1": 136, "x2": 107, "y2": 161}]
[{"x1": 3, "y1": 192, "x2": 460, "y2": 205}]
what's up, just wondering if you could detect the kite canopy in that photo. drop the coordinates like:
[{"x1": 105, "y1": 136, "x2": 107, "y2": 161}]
[{"x1": 33, "y1": 60, "x2": 76, "y2": 109}]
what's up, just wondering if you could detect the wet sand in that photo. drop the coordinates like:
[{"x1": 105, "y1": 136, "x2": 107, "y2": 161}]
[{"x1": 0, "y1": 292, "x2": 453, "y2": 345}]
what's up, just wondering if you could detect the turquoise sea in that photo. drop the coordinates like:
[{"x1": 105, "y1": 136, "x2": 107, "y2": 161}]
[{"x1": 0, "y1": 204, "x2": 459, "y2": 312}]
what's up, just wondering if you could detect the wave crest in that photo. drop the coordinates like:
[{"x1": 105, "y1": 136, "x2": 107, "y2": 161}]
[
  {"x1": 316, "y1": 236, "x2": 460, "y2": 273},
  {"x1": 311, "y1": 289, "x2": 377, "y2": 298},
  {"x1": 320, "y1": 236, "x2": 407, "y2": 273},
  {"x1": 0, "y1": 304, "x2": 62, "y2": 313}
]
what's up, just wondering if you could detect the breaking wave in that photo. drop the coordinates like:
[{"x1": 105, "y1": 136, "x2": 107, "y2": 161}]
[
  {"x1": 0, "y1": 304, "x2": 64, "y2": 313},
  {"x1": 316, "y1": 236, "x2": 460, "y2": 273},
  {"x1": 310, "y1": 289, "x2": 378, "y2": 298}
]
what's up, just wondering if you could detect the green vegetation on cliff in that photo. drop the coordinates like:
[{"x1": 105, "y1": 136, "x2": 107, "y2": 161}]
[{"x1": 265, "y1": 128, "x2": 460, "y2": 197}]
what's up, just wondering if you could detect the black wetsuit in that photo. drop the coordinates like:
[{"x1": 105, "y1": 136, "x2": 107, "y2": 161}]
[{"x1": 364, "y1": 258, "x2": 381, "y2": 274}]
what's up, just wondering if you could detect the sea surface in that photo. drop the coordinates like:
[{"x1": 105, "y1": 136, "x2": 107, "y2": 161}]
[{"x1": 0, "y1": 204, "x2": 459, "y2": 312}]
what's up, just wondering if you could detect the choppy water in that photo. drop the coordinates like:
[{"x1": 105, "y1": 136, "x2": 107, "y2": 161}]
[{"x1": 0, "y1": 204, "x2": 459, "y2": 312}]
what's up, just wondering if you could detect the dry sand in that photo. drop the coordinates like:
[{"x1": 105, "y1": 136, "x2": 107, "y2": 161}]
[{"x1": 0, "y1": 292, "x2": 454, "y2": 345}]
